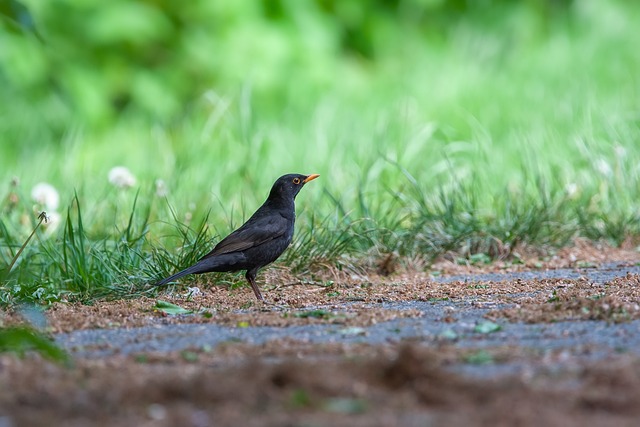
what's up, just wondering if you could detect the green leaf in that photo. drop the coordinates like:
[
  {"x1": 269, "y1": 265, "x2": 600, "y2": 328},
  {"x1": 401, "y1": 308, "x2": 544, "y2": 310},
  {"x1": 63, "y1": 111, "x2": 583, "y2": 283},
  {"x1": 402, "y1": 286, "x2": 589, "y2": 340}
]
[
  {"x1": 289, "y1": 389, "x2": 312, "y2": 408},
  {"x1": 469, "y1": 253, "x2": 491, "y2": 265},
  {"x1": 547, "y1": 289, "x2": 560, "y2": 303},
  {"x1": 181, "y1": 350, "x2": 198, "y2": 362},
  {"x1": 0, "y1": 326, "x2": 69, "y2": 363},
  {"x1": 323, "y1": 397, "x2": 367, "y2": 414},
  {"x1": 473, "y1": 320, "x2": 502, "y2": 334},
  {"x1": 135, "y1": 354, "x2": 148, "y2": 363},
  {"x1": 338, "y1": 326, "x2": 367, "y2": 336},
  {"x1": 294, "y1": 309, "x2": 330, "y2": 319},
  {"x1": 88, "y1": 2, "x2": 172, "y2": 45},
  {"x1": 439, "y1": 328, "x2": 458, "y2": 340},
  {"x1": 464, "y1": 350, "x2": 494, "y2": 365},
  {"x1": 154, "y1": 300, "x2": 192, "y2": 315}
]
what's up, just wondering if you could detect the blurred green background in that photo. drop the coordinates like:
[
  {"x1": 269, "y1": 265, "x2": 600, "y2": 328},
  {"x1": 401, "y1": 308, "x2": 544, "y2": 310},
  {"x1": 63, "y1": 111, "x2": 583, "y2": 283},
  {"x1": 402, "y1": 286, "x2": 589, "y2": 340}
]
[
  {"x1": 1, "y1": 0, "x2": 640, "y2": 301},
  {"x1": 4, "y1": 0, "x2": 637, "y2": 196}
]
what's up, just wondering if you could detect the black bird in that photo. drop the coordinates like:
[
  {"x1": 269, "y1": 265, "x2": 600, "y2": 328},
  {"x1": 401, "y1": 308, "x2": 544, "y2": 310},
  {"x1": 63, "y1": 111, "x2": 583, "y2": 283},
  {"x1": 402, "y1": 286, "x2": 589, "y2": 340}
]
[{"x1": 155, "y1": 173, "x2": 320, "y2": 301}]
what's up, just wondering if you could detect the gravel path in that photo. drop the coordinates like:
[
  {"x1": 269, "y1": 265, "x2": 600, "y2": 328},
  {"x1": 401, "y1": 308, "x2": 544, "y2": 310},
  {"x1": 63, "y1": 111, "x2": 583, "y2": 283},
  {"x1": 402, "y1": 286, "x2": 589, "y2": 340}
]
[{"x1": 55, "y1": 263, "x2": 640, "y2": 376}]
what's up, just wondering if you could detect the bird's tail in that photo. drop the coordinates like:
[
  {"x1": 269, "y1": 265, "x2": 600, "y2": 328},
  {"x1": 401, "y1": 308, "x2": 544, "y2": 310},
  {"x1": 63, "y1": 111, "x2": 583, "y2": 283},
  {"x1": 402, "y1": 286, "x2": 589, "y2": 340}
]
[
  {"x1": 153, "y1": 253, "x2": 241, "y2": 286},
  {"x1": 154, "y1": 264, "x2": 202, "y2": 286}
]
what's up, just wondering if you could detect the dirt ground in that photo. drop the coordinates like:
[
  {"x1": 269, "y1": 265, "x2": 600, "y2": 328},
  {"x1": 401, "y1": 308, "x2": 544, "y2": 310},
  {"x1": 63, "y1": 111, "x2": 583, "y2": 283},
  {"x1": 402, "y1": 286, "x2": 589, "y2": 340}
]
[
  {"x1": 3, "y1": 344, "x2": 640, "y2": 427},
  {"x1": 2, "y1": 239, "x2": 640, "y2": 426}
]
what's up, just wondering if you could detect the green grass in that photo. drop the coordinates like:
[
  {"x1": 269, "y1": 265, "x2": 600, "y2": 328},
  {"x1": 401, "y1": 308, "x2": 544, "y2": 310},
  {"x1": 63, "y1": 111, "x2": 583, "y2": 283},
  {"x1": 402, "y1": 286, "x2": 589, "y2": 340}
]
[{"x1": 1, "y1": 1, "x2": 640, "y2": 305}]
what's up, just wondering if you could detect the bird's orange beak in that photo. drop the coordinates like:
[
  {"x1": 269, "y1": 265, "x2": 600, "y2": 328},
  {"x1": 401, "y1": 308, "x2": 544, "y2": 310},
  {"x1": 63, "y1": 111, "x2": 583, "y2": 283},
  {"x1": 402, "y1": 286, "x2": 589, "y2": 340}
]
[{"x1": 303, "y1": 174, "x2": 320, "y2": 183}]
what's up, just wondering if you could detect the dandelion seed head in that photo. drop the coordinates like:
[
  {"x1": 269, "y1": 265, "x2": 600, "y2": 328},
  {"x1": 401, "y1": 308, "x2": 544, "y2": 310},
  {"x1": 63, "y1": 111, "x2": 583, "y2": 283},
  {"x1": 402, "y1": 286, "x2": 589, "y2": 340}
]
[
  {"x1": 155, "y1": 179, "x2": 169, "y2": 197},
  {"x1": 595, "y1": 158, "x2": 612, "y2": 177},
  {"x1": 565, "y1": 183, "x2": 579, "y2": 198},
  {"x1": 108, "y1": 166, "x2": 137, "y2": 188},
  {"x1": 42, "y1": 211, "x2": 62, "y2": 231},
  {"x1": 31, "y1": 182, "x2": 60, "y2": 211}
]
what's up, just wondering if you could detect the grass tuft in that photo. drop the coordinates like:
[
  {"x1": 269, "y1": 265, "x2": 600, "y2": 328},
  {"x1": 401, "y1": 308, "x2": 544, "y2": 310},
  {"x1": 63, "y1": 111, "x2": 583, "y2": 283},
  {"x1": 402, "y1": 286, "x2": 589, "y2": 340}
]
[{"x1": 1, "y1": 1, "x2": 640, "y2": 305}]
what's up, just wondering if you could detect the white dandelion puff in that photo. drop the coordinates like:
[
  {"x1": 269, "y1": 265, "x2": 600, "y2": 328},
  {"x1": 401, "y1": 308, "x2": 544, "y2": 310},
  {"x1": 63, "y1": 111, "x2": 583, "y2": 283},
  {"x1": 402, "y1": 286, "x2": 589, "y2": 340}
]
[
  {"x1": 42, "y1": 211, "x2": 62, "y2": 234},
  {"x1": 594, "y1": 158, "x2": 612, "y2": 177},
  {"x1": 564, "y1": 183, "x2": 579, "y2": 198},
  {"x1": 155, "y1": 179, "x2": 169, "y2": 197},
  {"x1": 108, "y1": 166, "x2": 137, "y2": 188},
  {"x1": 31, "y1": 182, "x2": 60, "y2": 211}
]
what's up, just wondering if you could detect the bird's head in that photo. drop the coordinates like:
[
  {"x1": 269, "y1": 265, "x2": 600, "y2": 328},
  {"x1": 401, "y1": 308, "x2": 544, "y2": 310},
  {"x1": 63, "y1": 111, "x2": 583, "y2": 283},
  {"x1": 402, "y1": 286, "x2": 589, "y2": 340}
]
[{"x1": 269, "y1": 173, "x2": 320, "y2": 201}]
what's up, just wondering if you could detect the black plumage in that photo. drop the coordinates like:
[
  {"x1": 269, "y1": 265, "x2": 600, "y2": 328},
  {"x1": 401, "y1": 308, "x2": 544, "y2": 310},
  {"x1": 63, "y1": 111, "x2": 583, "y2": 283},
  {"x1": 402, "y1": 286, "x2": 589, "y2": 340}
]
[{"x1": 154, "y1": 173, "x2": 319, "y2": 301}]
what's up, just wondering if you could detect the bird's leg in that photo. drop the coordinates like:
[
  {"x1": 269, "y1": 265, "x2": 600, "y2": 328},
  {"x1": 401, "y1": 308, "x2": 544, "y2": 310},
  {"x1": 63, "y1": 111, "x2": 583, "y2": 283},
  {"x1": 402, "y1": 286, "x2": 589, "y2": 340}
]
[
  {"x1": 245, "y1": 270, "x2": 289, "y2": 310},
  {"x1": 245, "y1": 270, "x2": 264, "y2": 301}
]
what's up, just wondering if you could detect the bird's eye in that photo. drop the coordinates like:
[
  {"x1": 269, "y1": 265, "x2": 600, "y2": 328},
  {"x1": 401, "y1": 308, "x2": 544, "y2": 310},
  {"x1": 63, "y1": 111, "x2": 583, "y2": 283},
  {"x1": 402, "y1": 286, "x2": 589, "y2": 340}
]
[{"x1": 292, "y1": 177, "x2": 301, "y2": 184}]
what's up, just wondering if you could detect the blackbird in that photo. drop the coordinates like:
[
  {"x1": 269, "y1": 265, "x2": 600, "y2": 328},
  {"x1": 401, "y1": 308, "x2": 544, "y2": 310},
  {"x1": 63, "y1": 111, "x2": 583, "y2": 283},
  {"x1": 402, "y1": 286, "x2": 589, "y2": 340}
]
[{"x1": 154, "y1": 173, "x2": 320, "y2": 301}]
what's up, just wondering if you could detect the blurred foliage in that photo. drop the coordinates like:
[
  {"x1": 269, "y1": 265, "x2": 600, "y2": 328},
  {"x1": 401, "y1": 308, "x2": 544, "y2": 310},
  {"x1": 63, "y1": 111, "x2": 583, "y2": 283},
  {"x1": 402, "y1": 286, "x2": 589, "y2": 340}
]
[
  {"x1": 0, "y1": 0, "x2": 573, "y2": 130},
  {"x1": 0, "y1": 325, "x2": 69, "y2": 362}
]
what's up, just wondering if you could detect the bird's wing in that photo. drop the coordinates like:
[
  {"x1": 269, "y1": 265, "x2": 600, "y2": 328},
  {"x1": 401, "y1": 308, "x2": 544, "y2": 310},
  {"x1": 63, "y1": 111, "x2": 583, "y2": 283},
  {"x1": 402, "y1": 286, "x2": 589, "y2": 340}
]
[{"x1": 199, "y1": 214, "x2": 289, "y2": 260}]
